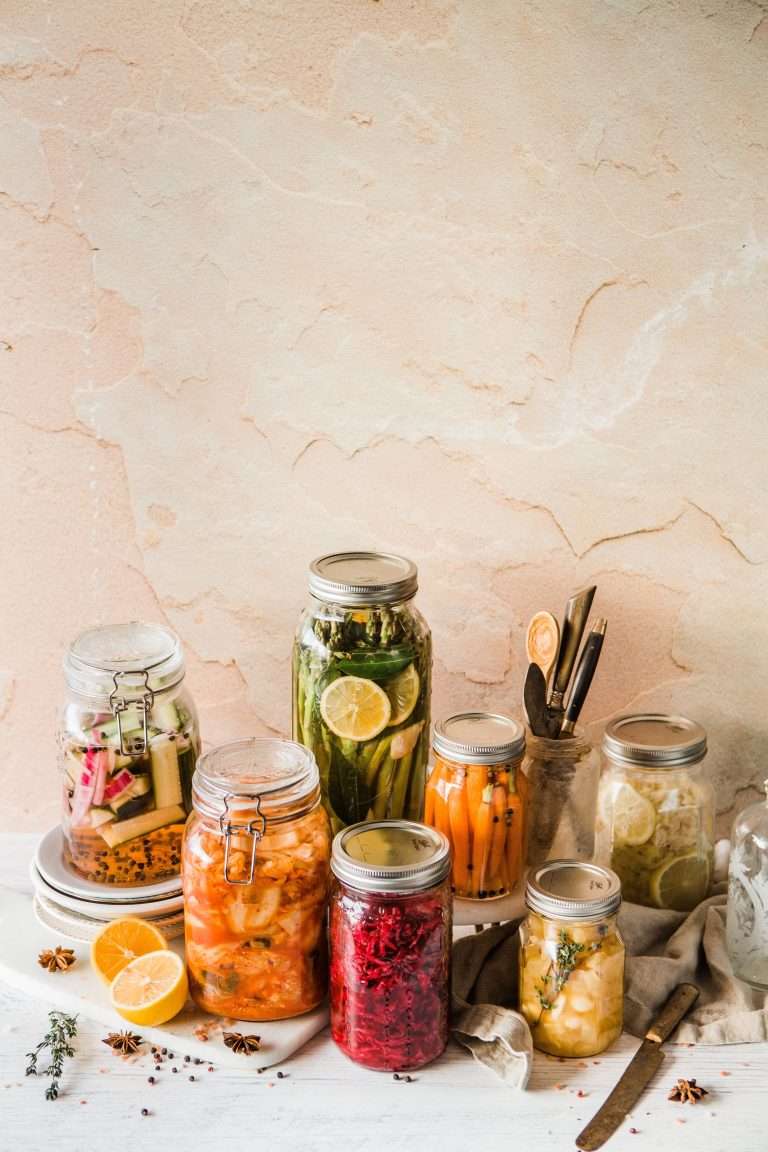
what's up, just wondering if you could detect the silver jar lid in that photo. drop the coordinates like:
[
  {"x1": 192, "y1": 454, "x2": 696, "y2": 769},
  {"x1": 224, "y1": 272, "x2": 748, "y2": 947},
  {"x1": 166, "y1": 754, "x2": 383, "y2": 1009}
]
[
  {"x1": 433, "y1": 712, "x2": 525, "y2": 765},
  {"x1": 64, "y1": 622, "x2": 185, "y2": 701},
  {"x1": 308, "y1": 551, "x2": 418, "y2": 606},
  {"x1": 193, "y1": 738, "x2": 320, "y2": 825},
  {"x1": 602, "y1": 713, "x2": 707, "y2": 768},
  {"x1": 331, "y1": 820, "x2": 450, "y2": 894},
  {"x1": 526, "y1": 859, "x2": 621, "y2": 922}
]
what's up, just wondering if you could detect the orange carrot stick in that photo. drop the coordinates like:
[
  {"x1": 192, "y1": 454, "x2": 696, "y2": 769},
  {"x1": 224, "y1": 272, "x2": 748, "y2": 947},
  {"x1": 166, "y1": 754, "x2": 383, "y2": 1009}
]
[
  {"x1": 488, "y1": 783, "x2": 507, "y2": 893},
  {"x1": 423, "y1": 763, "x2": 442, "y2": 827},
  {"x1": 472, "y1": 784, "x2": 494, "y2": 897},
  {"x1": 448, "y1": 777, "x2": 471, "y2": 895},
  {"x1": 432, "y1": 767, "x2": 451, "y2": 841},
  {"x1": 465, "y1": 764, "x2": 487, "y2": 855}
]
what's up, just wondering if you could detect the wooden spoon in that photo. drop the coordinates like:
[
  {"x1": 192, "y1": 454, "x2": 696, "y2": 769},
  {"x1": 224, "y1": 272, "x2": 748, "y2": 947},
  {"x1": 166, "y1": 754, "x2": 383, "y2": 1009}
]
[{"x1": 526, "y1": 611, "x2": 560, "y2": 689}]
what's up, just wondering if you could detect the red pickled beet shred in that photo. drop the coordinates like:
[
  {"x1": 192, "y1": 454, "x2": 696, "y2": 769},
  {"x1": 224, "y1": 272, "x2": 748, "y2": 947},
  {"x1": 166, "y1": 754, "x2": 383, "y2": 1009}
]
[{"x1": 330, "y1": 891, "x2": 448, "y2": 1070}]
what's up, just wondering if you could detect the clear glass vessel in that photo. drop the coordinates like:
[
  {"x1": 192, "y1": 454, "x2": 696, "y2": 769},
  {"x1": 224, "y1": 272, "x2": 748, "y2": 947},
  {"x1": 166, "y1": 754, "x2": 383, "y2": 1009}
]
[
  {"x1": 727, "y1": 781, "x2": 768, "y2": 991},
  {"x1": 519, "y1": 860, "x2": 624, "y2": 1058},
  {"x1": 182, "y1": 739, "x2": 331, "y2": 1021},
  {"x1": 596, "y1": 714, "x2": 714, "y2": 911},
  {"x1": 293, "y1": 552, "x2": 431, "y2": 834},
  {"x1": 59, "y1": 622, "x2": 200, "y2": 886},
  {"x1": 329, "y1": 820, "x2": 451, "y2": 1071},
  {"x1": 522, "y1": 730, "x2": 600, "y2": 869},
  {"x1": 425, "y1": 712, "x2": 526, "y2": 898}
]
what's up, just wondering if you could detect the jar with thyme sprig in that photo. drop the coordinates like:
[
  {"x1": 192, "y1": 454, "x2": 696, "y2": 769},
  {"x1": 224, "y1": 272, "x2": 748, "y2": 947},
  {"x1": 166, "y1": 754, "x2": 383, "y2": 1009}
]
[
  {"x1": 519, "y1": 860, "x2": 624, "y2": 1058},
  {"x1": 292, "y1": 553, "x2": 431, "y2": 833}
]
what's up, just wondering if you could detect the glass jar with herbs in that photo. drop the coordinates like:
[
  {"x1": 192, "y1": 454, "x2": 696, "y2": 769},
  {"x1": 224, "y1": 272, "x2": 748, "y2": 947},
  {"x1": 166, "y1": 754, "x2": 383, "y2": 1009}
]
[
  {"x1": 519, "y1": 860, "x2": 624, "y2": 1058},
  {"x1": 329, "y1": 820, "x2": 451, "y2": 1071},
  {"x1": 59, "y1": 622, "x2": 200, "y2": 886},
  {"x1": 293, "y1": 552, "x2": 431, "y2": 833},
  {"x1": 182, "y1": 738, "x2": 331, "y2": 1020},
  {"x1": 596, "y1": 714, "x2": 714, "y2": 911},
  {"x1": 425, "y1": 712, "x2": 526, "y2": 898}
]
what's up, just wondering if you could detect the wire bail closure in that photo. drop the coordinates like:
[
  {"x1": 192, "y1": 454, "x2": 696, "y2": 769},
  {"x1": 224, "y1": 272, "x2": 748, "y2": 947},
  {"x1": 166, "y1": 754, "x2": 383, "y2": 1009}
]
[
  {"x1": 108, "y1": 670, "x2": 154, "y2": 756},
  {"x1": 220, "y1": 794, "x2": 267, "y2": 885}
]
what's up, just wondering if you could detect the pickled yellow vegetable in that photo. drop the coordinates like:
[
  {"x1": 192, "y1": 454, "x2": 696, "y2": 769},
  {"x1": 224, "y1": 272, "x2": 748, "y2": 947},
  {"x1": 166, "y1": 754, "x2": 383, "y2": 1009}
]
[{"x1": 519, "y1": 913, "x2": 624, "y2": 1057}]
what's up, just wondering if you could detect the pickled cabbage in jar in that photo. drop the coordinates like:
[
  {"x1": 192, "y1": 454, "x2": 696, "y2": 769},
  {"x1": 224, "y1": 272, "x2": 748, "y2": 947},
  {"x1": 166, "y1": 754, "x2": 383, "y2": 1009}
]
[{"x1": 519, "y1": 913, "x2": 624, "y2": 1058}]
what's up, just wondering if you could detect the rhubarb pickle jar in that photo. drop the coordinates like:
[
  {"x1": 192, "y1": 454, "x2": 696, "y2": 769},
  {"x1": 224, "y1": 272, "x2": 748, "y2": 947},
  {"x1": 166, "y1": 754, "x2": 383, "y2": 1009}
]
[
  {"x1": 519, "y1": 860, "x2": 624, "y2": 1058},
  {"x1": 329, "y1": 820, "x2": 451, "y2": 1070},
  {"x1": 59, "y1": 622, "x2": 200, "y2": 886},
  {"x1": 293, "y1": 552, "x2": 432, "y2": 834},
  {"x1": 182, "y1": 739, "x2": 331, "y2": 1021},
  {"x1": 596, "y1": 714, "x2": 714, "y2": 911},
  {"x1": 425, "y1": 712, "x2": 526, "y2": 898}
]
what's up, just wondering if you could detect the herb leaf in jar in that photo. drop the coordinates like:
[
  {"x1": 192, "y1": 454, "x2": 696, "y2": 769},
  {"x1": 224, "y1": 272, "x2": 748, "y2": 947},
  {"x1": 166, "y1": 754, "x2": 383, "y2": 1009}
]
[{"x1": 536, "y1": 930, "x2": 601, "y2": 1012}]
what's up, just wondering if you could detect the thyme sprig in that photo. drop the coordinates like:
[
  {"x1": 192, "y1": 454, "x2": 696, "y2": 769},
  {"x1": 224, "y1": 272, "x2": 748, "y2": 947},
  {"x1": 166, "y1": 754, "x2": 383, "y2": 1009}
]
[
  {"x1": 25, "y1": 1011, "x2": 78, "y2": 1100},
  {"x1": 536, "y1": 930, "x2": 601, "y2": 1011}
]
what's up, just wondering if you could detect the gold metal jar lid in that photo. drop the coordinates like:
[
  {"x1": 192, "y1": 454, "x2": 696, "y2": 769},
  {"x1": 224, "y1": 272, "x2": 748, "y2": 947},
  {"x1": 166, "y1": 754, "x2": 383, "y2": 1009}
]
[
  {"x1": 308, "y1": 551, "x2": 418, "y2": 606},
  {"x1": 331, "y1": 820, "x2": 450, "y2": 894},
  {"x1": 603, "y1": 713, "x2": 707, "y2": 768},
  {"x1": 526, "y1": 859, "x2": 621, "y2": 922},
  {"x1": 433, "y1": 712, "x2": 525, "y2": 765}
]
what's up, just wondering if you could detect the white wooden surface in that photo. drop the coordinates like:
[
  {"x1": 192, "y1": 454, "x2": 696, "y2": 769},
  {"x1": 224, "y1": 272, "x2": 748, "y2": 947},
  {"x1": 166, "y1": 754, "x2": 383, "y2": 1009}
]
[{"x1": 1, "y1": 835, "x2": 764, "y2": 1152}]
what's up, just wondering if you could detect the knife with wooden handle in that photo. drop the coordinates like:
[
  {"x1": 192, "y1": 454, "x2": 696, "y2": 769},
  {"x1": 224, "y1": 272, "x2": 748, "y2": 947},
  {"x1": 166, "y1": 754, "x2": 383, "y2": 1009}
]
[
  {"x1": 548, "y1": 586, "x2": 596, "y2": 713},
  {"x1": 575, "y1": 984, "x2": 700, "y2": 1151}
]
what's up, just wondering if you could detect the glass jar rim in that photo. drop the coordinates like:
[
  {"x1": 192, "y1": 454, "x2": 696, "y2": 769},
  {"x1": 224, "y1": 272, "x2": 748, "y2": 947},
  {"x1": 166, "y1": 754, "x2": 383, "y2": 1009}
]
[
  {"x1": 525, "y1": 726, "x2": 591, "y2": 758},
  {"x1": 526, "y1": 859, "x2": 622, "y2": 921},
  {"x1": 331, "y1": 820, "x2": 450, "y2": 893},
  {"x1": 192, "y1": 738, "x2": 320, "y2": 825},
  {"x1": 602, "y1": 713, "x2": 707, "y2": 768},
  {"x1": 308, "y1": 551, "x2": 418, "y2": 607},
  {"x1": 433, "y1": 711, "x2": 525, "y2": 765},
  {"x1": 64, "y1": 622, "x2": 185, "y2": 702}
]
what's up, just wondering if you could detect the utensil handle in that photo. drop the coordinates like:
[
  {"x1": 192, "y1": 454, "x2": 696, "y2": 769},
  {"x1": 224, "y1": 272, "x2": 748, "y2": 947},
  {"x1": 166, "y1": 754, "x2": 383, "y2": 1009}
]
[
  {"x1": 550, "y1": 586, "x2": 596, "y2": 708},
  {"x1": 645, "y1": 983, "x2": 700, "y2": 1043},
  {"x1": 560, "y1": 622, "x2": 605, "y2": 735}
]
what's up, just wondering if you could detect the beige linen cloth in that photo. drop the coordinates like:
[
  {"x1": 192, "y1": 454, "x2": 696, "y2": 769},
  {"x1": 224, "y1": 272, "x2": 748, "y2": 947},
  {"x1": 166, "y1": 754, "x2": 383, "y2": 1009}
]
[{"x1": 451, "y1": 882, "x2": 768, "y2": 1088}]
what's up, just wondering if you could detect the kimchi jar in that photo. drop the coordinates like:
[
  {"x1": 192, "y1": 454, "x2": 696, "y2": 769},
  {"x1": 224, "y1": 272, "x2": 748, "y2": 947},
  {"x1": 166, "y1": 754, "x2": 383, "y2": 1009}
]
[
  {"x1": 182, "y1": 739, "x2": 331, "y2": 1021},
  {"x1": 329, "y1": 820, "x2": 451, "y2": 1071},
  {"x1": 59, "y1": 622, "x2": 200, "y2": 886},
  {"x1": 426, "y1": 712, "x2": 526, "y2": 898},
  {"x1": 519, "y1": 860, "x2": 624, "y2": 1058}
]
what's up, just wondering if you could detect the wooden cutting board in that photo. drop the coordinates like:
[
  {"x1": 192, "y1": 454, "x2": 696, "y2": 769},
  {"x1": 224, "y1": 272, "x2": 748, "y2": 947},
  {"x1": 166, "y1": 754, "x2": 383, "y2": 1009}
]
[{"x1": 0, "y1": 885, "x2": 328, "y2": 1069}]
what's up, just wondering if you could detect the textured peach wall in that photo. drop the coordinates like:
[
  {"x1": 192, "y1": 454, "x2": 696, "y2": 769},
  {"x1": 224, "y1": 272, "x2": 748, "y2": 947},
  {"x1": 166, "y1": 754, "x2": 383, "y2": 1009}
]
[{"x1": 1, "y1": 1, "x2": 766, "y2": 833}]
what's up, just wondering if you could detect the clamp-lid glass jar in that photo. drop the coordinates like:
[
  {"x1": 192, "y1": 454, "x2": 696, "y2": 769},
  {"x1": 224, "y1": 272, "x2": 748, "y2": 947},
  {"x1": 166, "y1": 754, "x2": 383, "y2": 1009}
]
[
  {"x1": 596, "y1": 714, "x2": 714, "y2": 911},
  {"x1": 425, "y1": 712, "x2": 526, "y2": 898},
  {"x1": 329, "y1": 820, "x2": 451, "y2": 1070},
  {"x1": 293, "y1": 552, "x2": 432, "y2": 833},
  {"x1": 519, "y1": 860, "x2": 624, "y2": 1057},
  {"x1": 59, "y1": 622, "x2": 200, "y2": 886},
  {"x1": 726, "y1": 780, "x2": 768, "y2": 991},
  {"x1": 182, "y1": 738, "x2": 331, "y2": 1021}
]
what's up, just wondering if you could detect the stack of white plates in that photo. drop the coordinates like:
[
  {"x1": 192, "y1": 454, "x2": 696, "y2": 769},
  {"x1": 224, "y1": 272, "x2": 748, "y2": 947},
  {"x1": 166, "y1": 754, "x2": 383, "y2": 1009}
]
[{"x1": 31, "y1": 827, "x2": 185, "y2": 943}]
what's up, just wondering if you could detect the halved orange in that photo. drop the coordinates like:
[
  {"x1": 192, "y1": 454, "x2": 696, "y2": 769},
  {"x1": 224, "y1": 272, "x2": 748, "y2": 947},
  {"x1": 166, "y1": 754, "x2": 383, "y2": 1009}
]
[{"x1": 91, "y1": 917, "x2": 168, "y2": 984}]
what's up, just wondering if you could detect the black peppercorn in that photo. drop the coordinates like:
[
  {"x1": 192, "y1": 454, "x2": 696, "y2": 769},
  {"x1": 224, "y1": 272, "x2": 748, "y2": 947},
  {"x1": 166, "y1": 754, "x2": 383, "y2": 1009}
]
[
  {"x1": 148, "y1": 1076, "x2": 155, "y2": 1085},
  {"x1": 189, "y1": 1075, "x2": 195, "y2": 1082},
  {"x1": 141, "y1": 1108, "x2": 149, "y2": 1116},
  {"x1": 172, "y1": 1067, "x2": 178, "y2": 1074}
]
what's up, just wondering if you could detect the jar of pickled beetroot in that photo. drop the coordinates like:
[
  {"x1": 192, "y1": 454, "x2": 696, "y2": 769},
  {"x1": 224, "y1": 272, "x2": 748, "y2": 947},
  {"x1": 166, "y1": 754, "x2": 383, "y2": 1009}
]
[
  {"x1": 519, "y1": 860, "x2": 624, "y2": 1058},
  {"x1": 182, "y1": 738, "x2": 331, "y2": 1021},
  {"x1": 59, "y1": 622, "x2": 200, "y2": 886},
  {"x1": 426, "y1": 712, "x2": 526, "y2": 898},
  {"x1": 329, "y1": 820, "x2": 451, "y2": 1070}
]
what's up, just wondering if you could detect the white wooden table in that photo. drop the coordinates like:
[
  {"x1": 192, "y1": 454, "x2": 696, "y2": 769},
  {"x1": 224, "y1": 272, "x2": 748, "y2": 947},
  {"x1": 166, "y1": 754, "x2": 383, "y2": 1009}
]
[{"x1": 1, "y1": 835, "x2": 764, "y2": 1152}]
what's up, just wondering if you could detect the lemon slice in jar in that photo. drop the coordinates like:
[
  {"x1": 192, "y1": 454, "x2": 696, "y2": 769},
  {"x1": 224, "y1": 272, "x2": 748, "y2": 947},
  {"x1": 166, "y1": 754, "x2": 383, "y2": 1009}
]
[
  {"x1": 320, "y1": 676, "x2": 391, "y2": 741},
  {"x1": 110, "y1": 950, "x2": 188, "y2": 1027},
  {"x1": 384, "y1": 663, "x2": 420, "y2": 726},
  {"x1": 650, "y1": 853, "x2": 711, "y2": 911},
  {"x1": 611, "y1": 782, "x2": 656, "y2": 846}
]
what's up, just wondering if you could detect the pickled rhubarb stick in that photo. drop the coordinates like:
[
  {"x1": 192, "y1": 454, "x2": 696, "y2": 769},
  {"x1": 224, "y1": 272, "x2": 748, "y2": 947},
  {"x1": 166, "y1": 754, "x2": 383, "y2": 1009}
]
[
  {"x1": 488, "y1": 783, "x2": 507, "y2": 891},
  {"x1": 448, "y1": 782, "x2": 470, "y2": 894},
  {"x1": 472, "y1": 786, "x2": 494, "y2": 896}
]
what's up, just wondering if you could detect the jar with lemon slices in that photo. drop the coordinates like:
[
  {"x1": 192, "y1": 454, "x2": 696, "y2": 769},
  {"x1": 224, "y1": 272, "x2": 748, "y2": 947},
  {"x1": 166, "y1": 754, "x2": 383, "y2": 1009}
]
[
  {"x1": 596, "y1": 714, "x2": 714, "y2": 912},
  {"x1": 293, "y1": 552, "x2": 431, "y2": 832}
]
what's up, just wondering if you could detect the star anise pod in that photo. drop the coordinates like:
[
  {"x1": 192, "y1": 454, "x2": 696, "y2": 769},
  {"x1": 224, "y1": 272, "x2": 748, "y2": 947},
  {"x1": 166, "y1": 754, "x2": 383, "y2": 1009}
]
[
  {"x1": 223, "y1": 1031, "x2": 261, "y2": 1055},
  {"x1": 102, "y1": 1030, "x2": 143, "y2": 1055},
  {"x1": 668, "y1": 1077, "x2": 708, "y2": 1104},
  {"x1": 37, "y1": 946, "x2": 76, "y2": 973}
]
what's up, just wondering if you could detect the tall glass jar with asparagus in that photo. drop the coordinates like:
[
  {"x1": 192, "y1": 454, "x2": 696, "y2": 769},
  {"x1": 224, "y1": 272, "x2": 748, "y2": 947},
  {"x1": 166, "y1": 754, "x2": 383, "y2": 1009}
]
[{"x1": 293, "y1": 553, "x2": 431, "y2": 833}]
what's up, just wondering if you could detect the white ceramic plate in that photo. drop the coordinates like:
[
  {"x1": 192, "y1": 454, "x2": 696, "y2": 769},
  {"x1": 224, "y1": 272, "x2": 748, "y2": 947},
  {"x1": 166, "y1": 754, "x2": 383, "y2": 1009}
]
[
  {"x1": 33, "y1": 891, "x2": 185, "y2": 943},
  {"x1": 35, "y1": 825, "x2": 182, "y2": 904},
  {"x1": 30, "y1": 861, "x2": 185, "y2": 920}
]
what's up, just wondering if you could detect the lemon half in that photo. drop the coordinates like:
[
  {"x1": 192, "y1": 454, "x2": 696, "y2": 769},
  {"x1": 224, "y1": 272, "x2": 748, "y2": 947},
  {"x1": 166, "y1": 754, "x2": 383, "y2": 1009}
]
[
  {"x1": 320, "y1": 676, "x2": 391, "y2": 742},
  {"x1": 110, "y1": 949, "x2": 188, "y2": 1027}
]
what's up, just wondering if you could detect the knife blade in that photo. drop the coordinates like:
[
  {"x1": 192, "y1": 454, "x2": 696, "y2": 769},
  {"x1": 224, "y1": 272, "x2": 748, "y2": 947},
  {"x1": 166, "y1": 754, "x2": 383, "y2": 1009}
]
[
  {"x1": 549, "y1": 586, "x2": 596, "y2": 713},
  {"x1": 575, "y1": 983, "x2": 700, "y2": 1151}
]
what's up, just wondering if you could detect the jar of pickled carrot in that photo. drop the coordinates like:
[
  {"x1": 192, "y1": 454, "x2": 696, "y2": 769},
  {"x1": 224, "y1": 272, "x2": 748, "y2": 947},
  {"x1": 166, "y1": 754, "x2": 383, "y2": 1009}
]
[
  {"x1": 425, "y1": 712, "x2": 526, "y2": 899},
  {"x1": 182, "y1": 739, "x2": 331, "y2": 1021},
  {"x1": 519, "y1": 860, "x2": 624, "y2": 1058}
]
